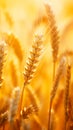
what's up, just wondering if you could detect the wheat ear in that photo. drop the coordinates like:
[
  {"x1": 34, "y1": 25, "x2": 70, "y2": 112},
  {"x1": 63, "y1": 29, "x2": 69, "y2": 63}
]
[
  {"x1": 0, "y1": 41, "x2": 7, "y2": 87},
  {"x1": 1, "y1": 33, "x2": 23, "y2": 61},
  {"x1": 8, "y1": 87, "x2": 20, "y2": 122},
  {"x1": 20, "y1": 105, "x2": 38, "y2": 119},
  {"x1": 24, "y1": 34, "x2": 42, "y2": 85},
  {"x1": 18, "y1": 34, "x2": 43, "y2": 117},
  {"x1": 64, "y1": 64, "x2": 71, "y2": 130},
  {"x1": 44, "y1": 4, "x2": 59, "y2": 79},
  {"x1": 48, "y1": 57, "x2": 66, "y2": 130}
]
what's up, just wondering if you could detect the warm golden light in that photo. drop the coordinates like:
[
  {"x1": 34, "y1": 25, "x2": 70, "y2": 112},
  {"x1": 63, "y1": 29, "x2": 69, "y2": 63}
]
[{"x1": 0, "y1": 0, "x2": 73, "y2": 130}]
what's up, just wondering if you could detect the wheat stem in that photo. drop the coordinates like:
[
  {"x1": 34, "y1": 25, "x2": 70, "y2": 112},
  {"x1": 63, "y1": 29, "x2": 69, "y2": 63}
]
[{"x1": 64, "y1": 64, "x2": 71, "y2": 130}]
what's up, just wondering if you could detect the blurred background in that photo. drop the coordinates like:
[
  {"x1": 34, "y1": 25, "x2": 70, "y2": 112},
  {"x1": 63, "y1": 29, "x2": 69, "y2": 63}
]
[{"x1": 0, "y1": 0, "x2": 73, "y2": 47}]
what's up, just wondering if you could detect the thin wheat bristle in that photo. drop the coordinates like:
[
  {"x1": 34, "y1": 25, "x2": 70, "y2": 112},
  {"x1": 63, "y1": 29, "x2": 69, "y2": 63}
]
[
  {"x1": 64, "y1": 64, "x2": 71, "y2": 130},
  {"x1": 0, "y1": 41, "x2": 7, "y2": 87},
  {"x1": 8, "y1": 87, "x2": 20, "y2": 122},
  {"x1": 44, "y1": 4, "x2": 59, "y2": 63},
  {"x1": 24, "y1": 34, "x2": 43, "y2": 85},
  {"x1": 20, "y1": 105, "x2": 38, "y2": 119}
]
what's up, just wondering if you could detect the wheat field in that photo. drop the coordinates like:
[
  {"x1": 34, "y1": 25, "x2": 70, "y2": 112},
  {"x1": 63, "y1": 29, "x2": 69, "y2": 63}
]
[{"x1": 0, "y1": 0, "x2": 73, "y2": 130}]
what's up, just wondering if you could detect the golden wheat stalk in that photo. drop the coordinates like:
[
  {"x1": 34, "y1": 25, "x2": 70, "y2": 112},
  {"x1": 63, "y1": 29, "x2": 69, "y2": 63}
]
[
  {"x1": 48, "y1": 56, "x2": 66, "y2": 130},
  {"x1": 44, "y1": 4, "x2": 59, "y2": 79},
  {"x1": 0, "y1": 41, "x2": 7, "y2": 87},
  {"x1": 8, "y1": 87, "x2": 20, "y2": 122},
  {"x1": 64, "y1": 64, "x2": 71, "y2": 130},
  {"x1": 18, "y1": 34, "x2": 43, "y2": 117}
]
